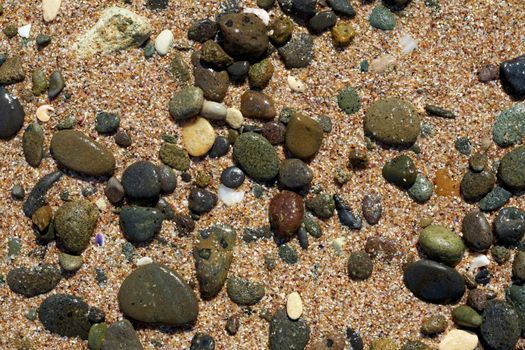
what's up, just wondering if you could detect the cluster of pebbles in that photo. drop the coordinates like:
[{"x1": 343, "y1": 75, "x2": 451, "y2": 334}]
[{"x1": 1, "y1": 0, "x2": 525, "y2": 349}]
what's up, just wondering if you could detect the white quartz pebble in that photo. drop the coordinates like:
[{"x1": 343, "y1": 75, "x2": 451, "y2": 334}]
[
  {"x1": 42, "y1": 0, "x2": 61, "y2": 22},
  {"x1": 18, "y1": 24, "x2": 31, "y2": 38},
  {"x1": 287, "y1": 76, "x2": 306, "y2": 93},
  {"x1": 399, "y1": 34, "x2": 417, "y2": 54},
  {"x1": 137, "y1": 256, "x2": 153, "y2": 266},
  {"x1": 155, "y1": 29, "x2": 174, "y2": 56},
  {"x1": 218, "y1": 184, "x2": 245, "y2": 206},
  {"x1": 469, "y1": 254, "x2": 490, "y2": 271},
  {"x1": 439, "y1": 329, "x2": 478, "y2": 350},
  {"x1": 286, "y1": 292, "x2": 303, "y2": 320},
  {"x1": 243, "y1": 8, "x2": 270, "y2": 26},
  {"x1": 201, "y1": 100, "x2": 227, "y2": 120}
]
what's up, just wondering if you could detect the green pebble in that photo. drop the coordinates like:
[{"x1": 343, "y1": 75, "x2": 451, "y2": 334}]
[
  {"x1": 303, "y1": 212, "x2": 322, "y2": 238},
  {"x1": 252, "y1": 184, "x2": 263, "y2": 198},
  {"x1": 305, "y1": 193, "x2": 335, "y2": 219},
  {"x1": 31, "y1": 69, "x2": 48, "y2": 96},
  {"x1": 408, "y1": 174, "x2": 433, "y2": 203},
  {"x1": 382, "y1": 154, "x2": 417, "y2": 189},
  {"x1": 278, "y1": 244, "x2": 298, "y2": 264},
  {"x1": 36, "y1": 34, "x2": 51, "y2": 49},
  {"x1": 248, "y1": 58, "x2": 274, "y2": 90},
  {"x1": 257, "y1": 0, "x2": 275, "y2": 9},
  {"x1": 3, "y1": 24, "x2": 17, "y2": 38},
  {"x1": 317, "y1": 115, "x2": 332, "y2": 133},
  {"x1": 424, "y1": 104, "x2": 457, "y2": 119},
  {"x1": 347, "y1": 251, "x2": 373, "y2": 280},
  {"x1": 57, "y1": 116, "x2": 77, "y2": 130},
  {"x1": 59, "y1": 252, "x2": 84, "y2": 272},
  {"x1": 418, "y1": 225, "x2": 465, "y2": 266},
  {"x1": 233, "y1": 132, "x2": 279, "y2": 182},
  {"x1": 421, "y1": 122, "x2": 434, "y2": 136},
  {"x1": 478, "y1": 186, "x2": 511, "y2": 212},
  {"x1": 369, "y1": 6, "x2": 396, "y2": 31},
  {"x1": 401, "y1": 341, "x2": 430, "y2": 350},
  {"x1": 25, "y1": 308, "x2": 38, "y2": 321},
  {"x1": 88, "y1": 323, "x2": 108, "y2": 350},
  {"x1": 279, "y1": 107, "x2": 295, "y2": 124},
  {"x1": 455, "y1": 136, "x2": 472, "y2": 155},
  {"x1": 161, "y1": 134, "x2": 178, "y2": 144},
  {"x1": 452, "y1": 305, "x2": 482, "y2": 328},
  {"x1": 144, "y1": 42, "x2": 155, "y2": 58},
  {"x1": 159, "y1": 143, "x2": 190, "y2": 171},
  {"x1": 171, "y1": 52, "x2": 191, "y2": 85},
  {"x1": 48, "y1": 70, "x2": 65, "y2": 99},
  {"x1": 491, "y1": 245, "x2": 511, "y2": 264},
  {"x1": 337, "y1": 87, "x2": 361, "y2": 115},
  {"x1": 60, "y1": 190, "x2": 71, "y2": 201},
  {"x1": 360, "y1": 60, "x2": 369, "y2": 72},
  {"x1": 7, "y1": 237, "x2": 21, "y2": 258},
  {"x1": 492, "y1": 103, "x2": 525, "y2": 148}
]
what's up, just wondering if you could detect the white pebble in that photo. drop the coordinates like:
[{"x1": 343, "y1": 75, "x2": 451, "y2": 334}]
[
  {"x1": 287, "y1": 76, "x2": 306, "y2": 93},
  {"x1": 331, "y1": 237, "x2": 347, "y2": 255},
  {"x1": 369, "y1": 54, "x2": 396, "y2": 73},
  {"x1": 201, "y1": 100, "x2": 227, "y2": 120},
  {"x1": 225, "y1": 108, "x2": 244, "y2": 129},
  {"x1": 218, "y1": 184, "x2": 245, "y2": 206},
  {"x1": 137, "y1": 256, "x2": 153, "y2": 266},
  {"x1": 42, "y1": 0, "x2": 61, "y2": 22},
  {"x1": 439, "y1": 329, "x2": 478, "y2": 350},
  {"x1": 95, "y1": 198, "x2": 107, "y2": 211},
  {"x1": 18, "y1": 24, "x2": 32, "y2": 39},
  {"x1": 286, "y1": 292, "x2": 303, "y2": 320},
  {"x1": 399, "y1": 34, "x2": 417, "y2": 54},
  {"x1": 469, "y1": 254, "x2": 490, "y2": 271},
  {"x1": 243, "y1": 8, "x2": 270, "y2": 26},
  {"x1": 36, "y1": 105, "x2": 54, "y2": 122},
  {"x1": 155, "y1": 29, "x2": 174, "y2": 56}
]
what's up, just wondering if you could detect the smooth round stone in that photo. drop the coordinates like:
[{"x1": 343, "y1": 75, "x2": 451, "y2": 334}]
[
  {"x1": 119, "y1": 206, "x2": 163, "y2": 243},
  {"x1": 121, "y1": 161, "x2": 161, "y2": 205},
  {"x1": 501, "y1": 55, "x2": 525, "y2": 99},
  {"x1": 308, "y1": 10, "x2": 337, "y2": 34},
  {"x1": 188, "y1": 188, "x2": 217, "y2": 214},
  {"x1": 11, "y1": 184, "x2": 25, "y2": 200},
  {"x1": 55, "y1": 200, "x2": 98, "y2": 254},
  {"x1": 221, "y1": 166, "x2": 245, "y2": 188},
  {"x1": 286, "y1": 292, "x2": 303, "y2": 320},
  {"x1": 364, "y1": 98, "x2": 420, "y2": 147},
  {"x1": 278, "y1": 159, "x2": 313, "y2": 189},
  {"x1": 58, "y1": 252, "x2": 83, "y2": 272},
  {"x1": 478, "y1": 186, "x2": 512, "y2": 212},
  {"x1": 48, "y1": 70, "x2": 65, "y2": 99},
  {"x1": 105, "y1": 177, "x2": 125, "y2": 204},
  {"x1": 369, "y1": 5, "x2": 396, "y2": 30},
  {"x1": 169, "y1": 86, "x2": 204, "y2": 121},
  {"x1": 95, "y1": 112, "x2": 120, "y2": 134},
  {"x1": 480, "y1": 300, "x2": 520, "y2": 350},
  {"x1": 337, "y1": 86, "x2": 361, "y2": 114},
  {"x1": 269, "y1": 16, "x2": 293, "y2": 45},
  {"x1": 201, "y1": 100, "x2": 227, "y2": 121},
  {"x1": 492, "y1": 104, "x2": 525, "y2": 147},
  {"x1": 208, "y1": 136, "x2": 230, "y2": 158},
  {"x1": 407, "y1": 174, "x2": 433, "y2": 203},
  {"x1": 269, "y1": 309, "x2": 310, "y2": 350},
  {"x1": 513, "y1": 251, "x2": 525, "y2": 280},
  {"x1": 285, "y1": 112, "x2": 323, "y2": 159},
  {"x1": 277, "y1": 33, "x2": 314, "y2": 69},
  {"x1": 362, "y1": 193, "x2": 382, "y2": 225},
  {"x1": 101, "y1": 319, "x2": 142, "y2": 350},
  {"x1": 38, "y1": 294, "x2": 92, "y2": 339},
  {"x1": 188, "y1": 19, "x2": 218, "y2": 43},
  {"x1": 194, "y1": 65, "x2": 229, "y2": 102},
  {"x1": 498, "y1": 145, "x2": 525, "y2": 190},
  {"x1": 22, "y1": 122, "x2": 44, "y2": 168},
  {"x1": 118, "y1": 263, "x2": 199, "y2": 326},
  {"x1": 159, "y1": 143, "x2": 190, "y2": 171},
  {"x1": 403, "y1": 259, "x2": 465, "y2": 304},
  {"x1": 114, "y1": 130, "x2": 132, "y2": 148},
  {"x1": 262, "y1": 121, "x2": 286, "y2": 145},
  {"x1": 0, "y1": 87, "x2": 25, "y2": 139},
  {"x1": 226, "y1": 276, "x2": 265, "y2": 306},
  {"x1": 269, "y1": 190, "x2": 304, "y2": 239},
  {"x1": 227, "y1": 61, "x2": 250, "y2": 81},
  {"x1": 233, "y1": 132, "x2": 279, "y2": 181},
  {"x1": 452, "y1": 305, "x2": 482, "y2": 328},
  {"x1": 240, "y1": 90, "x2": 276, "y2": 120},
  {"x1": 88, "y1": 323, "x2": 107, "y2": 350},
  {"x1": 23, "y1": 171, "x2": 63, "y2": 218},
  {"x1": 218, "y1": 13, "x2": 269, "y2": 59},
  {"x1": 248, "y1": 59, "x2": 274, "y2": 89},
  {"x1": 347, "y1": 251, "x2": 373, "y2": 280},
  {"x1": 43, "y1": 0, "x2": 62, "y2": 22},
  {"x1": 182, "y1": 117, "x2": 217, "y2": 157},
  {"x1": 494, "y1": 207, "x2": 525, "y2": 246},
  {"x1": 191, "y1": 333, "x2": 215, "y2": 350},
  {"x1": 154, "y1": 29, "x2": 173, "y2": 55},
  {"x1": 50, "y1": 130, "x2": 116, "y2": 176},
  {"x1": 382, "y1": 154, "x2": 417, "y2": 189},
  {"x1": 460, "y1": 170, "x2": 495, "y2": 202},
  {"x1": 226, "y1": 107, "x2": 244, "y2": 129},
  {"x1": 438, "y1": 329, "x2": 478, "y2": 350},
  {"x1": 7, "y1": 265, "x2": 61, "y2": 297},
  {"x1": 418, "y1": 225, "x2": 465, "y2": 266},
  {"x1": 461, "y1": 210, "x2": 493, "y2": 251},
  {"x1": 158, "y1": 165, "x2": 177, "y2": 194}
]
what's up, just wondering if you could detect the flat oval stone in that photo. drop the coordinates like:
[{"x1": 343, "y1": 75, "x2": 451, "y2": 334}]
[
  {"x1": 460, "y1": 170, "x2": 495, "y2": 202},
  {"x1": 240, "y1": 91, "x2": 276, "y2": 120},
  {"x1": 7, "y1": 264, "x2": 61, "y2": 297},
  {"x1": 119, "y1": 206, "x2": 164, "y2": 243},
  {"x1": 226, "y1": 276, "x2": 265, "y2": 306},
  {"x1": 54, "y1": 199, "x2": 98, "y2": 254},
  {"x1": 38, "y1": 294, "x2": 92, "y2": 339},
  {"x1": 169, "y1": 86, "x2": 204, "y2": 121},
  {"x1": 121, "y1": 161, "x2": 161, "y2": 205},
  {"x1": 269, "y1": 308, "x2": 310, "y2": 350},
  {"x1": 269, "y1": 190, "x2": 304, "y2": 239},
  {"x1": 418, "y1": 225, "x2": 465, "y2": 266},
  {"x1": 118, "y1": 263, "x2": 199, "y2": 326},
  {"x1": 218, "y1": 13, "x2": 269, "y2": 59},
  {"x1": 362, "y1": 193, "x2": 382, "y2": 225},
  {"x1": 51, "y1": 130, "x2": 115, "y2": 176},
  {"x1": 285, "y1": 112, "x2": 323, "y2": 159},
  {"x1": 158, "y1": 165, "x2": 177, "y2": 194},
  {"x1": 480, "y1": 300, "x2": 520, "y2": 350},
  {"x1": 498, "y1": 145, "x2": 525, "y2": 191},
  {"x1": 22, "y1": 122, "x2": 44, "y2": 168},
  {"x1": 182, "y1": 117, "x2": 217, "y2": 157},
  {"x1": 364, "y1": 98, "x2": 420, "y2": 147},
  {"x1": 0, "y1": 87, "x2": 25, "y2": 139},
  {"x1": 461, "y1": 210, "x2": 493, "y2": 252},
  {"x1": 233, "y1": 132, "x2": 279, "y2": 181},
  {"x1": 382, "y1": 154, "x2": 417, "y2": 189},
  {"x1": 403, "y1": 259, "x2": 465, "y2": 304},
  {"x1": 278, "y1": 158, "x2": 313, "y2": 189}
]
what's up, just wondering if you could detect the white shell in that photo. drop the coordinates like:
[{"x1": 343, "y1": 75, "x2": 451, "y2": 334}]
[
  {"x1": 18, "y1": 24, "x2": 32, "y2": 38},
  {"x1": 155, "y1": 29, "x2": 174, "y2": 56},
  {"x1": 42, "y1": 0, "x2": 62, "y2": 22},
  {"x1": 286, "y1": 292, "x2": 303, "y2": 320},
  {"x1": 468, "y1": 254, "x2": 490, "y2": 271},
  {"x1": 243, "y1": 8, "x2": 270, "y2": 26},
  {"x1": 36, "y1": 105, "x2": 55, "y2": 122},
  {"x1": 287, "y1": 76, "x2": 306, "y2": 93},
  {"x1": 399, "y1": 34, "x2": 417, "y2": 54},
  {"x1": 218, "y1": 184, "x2": 245, "y2": 206},
  {"x1": 137, "y1": 256, "x2": 153, "y2": 266}
]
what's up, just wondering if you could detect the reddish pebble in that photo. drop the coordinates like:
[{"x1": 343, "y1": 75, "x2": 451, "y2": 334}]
[{"x1": 269, "y1": 190, "x2": 304, "y2": 239}]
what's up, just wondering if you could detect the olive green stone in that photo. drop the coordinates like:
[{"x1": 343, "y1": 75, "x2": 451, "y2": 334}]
[
  {"x1": 285, "y1": 112, "x2": 324, "y2": 159},
  {"x1": 58, "y1": 252, "x2": 83, "y2": 272},
  {"x1": 101, "y1": 320, "x2": 142, "y2": 350},
  {"x1": 48, "y1": 70, "x2": 65, "y2": 99},
  {"x1": 159, "y1": 143, "x2": 190, "y2": 171},
  {"x1": 168, "y1": 86, "x2": 204, "y2": 121},
  {"x1": 420, "y1": 314, "x2": 447, "y2": 335},
  {"x1": 226, "y1": 276, "x2": 265, "y2": 306},
  {"x1": 498, "y1": 145, "x2": 525, "y2": 191},
  {"x1": 3, "y1": 24, "x2": 17, "y2": 38},
  {"x1": 369, "y1": 6, "x2": 396, "y2": 31},
  {"x1": 269, "y1": 16, "x2": 293, "y2": 46},
  {"x1": 88, "y1": 323, "x2": 108, "y2": 350},
  {"x1": 257, "y1": 0, "x2": 275, "y2": 9},
  {"x1": 31, "y1": 69, "x2": 48, "y2": 95},
  {"x1": 331, "y1": 22, "x2": 356, "y2": 47},
  {"x1": 7, "y1": 264, "x2": 61, "y2": 297},
  {"x1": 171, "y1": 52, "x2": 191, "y2": 85},
  {"x1": 233, "y1": 132, "x2": 279, "y2": 181},
  {"x1": 364, "y1": 98, "x2": 420, "y2": 147},
  {"x1": 200, "y1": 40, "x2": 234, "y2": 68},
  {"x1": 370, "y1": 338, "x2": 397, "y2": 350},
  {"x1": 460, "y1": 170, "x2": 495, "y2": 202},
  {"x1": 305, "y1": 193, "x2": 335, "y2": 219},
  {"x1": 347, "y1": 251, "x2": 373, "y2": 280},
  {"x1": 418, "y1": 225, "x2": 465, "y2": 266},
  {"x1": 401, "y1": 341, "x2": 430, "y2": 350},
  {"x1": 382, "y1": 154, "x2": 417, "y2": 189},
  {"x1": 22, "y1": 122, "x2": 44, "y2": 168},
  {"x1": 54, "y1": 200, "x2": 99, "y2": 254},
  {"x1": 337, "y1": 86, "x2": 361, "y2": 114},
  {"x1": 452, "y1": 305, "x2": 482, "y2": 328},
  {"x1": 0, "y1": 56, "x2": 25, "y2": 85},
  {"x1": 57, "y1": 116, "x2": 77, "y2": 130},
  {"x1": 248, "y1": 59, "x2": 274, "y2": 89}
]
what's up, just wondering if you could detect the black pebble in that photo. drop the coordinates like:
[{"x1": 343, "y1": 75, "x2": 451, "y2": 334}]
[
  {"x1": 190, "y1": 333, "x2": 215, "y2": 350},
  {"x1": 221, "y1": 166, "x2": 245, "y2": 188},
  {"x1": 475, "y1": 269, "x2": 491, "y2": 285},
  {"x1": 227, "y1": 61, "x2": 250, "y2": 81},
  {"x1": 208, "y1": 136, "x2": 230, "y2": 158}
]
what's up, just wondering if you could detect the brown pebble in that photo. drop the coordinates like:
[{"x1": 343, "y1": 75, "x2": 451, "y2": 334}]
[
  {"x1": 467, "y1": 289, "x2": 487, "y2": 312},
  {"x1": 31, "y1": 205, "x2": 53, "y2": 232},
  {"x1": 477, "y1": 64, "x2": 499, "y2": 82},
  {"x1": 421, "y1": 314, "x2": 448, "y2": 335},
  {"x1": 269, "y1": 190, "x2": 304, "y2": 239},
  {"x1": 364, "y1": 236, "x2": 396, "y2": 260},
  {"x1": 310, "y1": 332, "x2": 346, "y2": 350},
  {"x1": 463, "y1": 271, "x2": 478, "y2": 289},
  {"x1": 348, "y1": 145, "x2": 369, "y2": 169},
  {"x1": 434, "y1": 168, "x2": 460, "y2": 197},
  {"x1": 226, "y1": 314, "x2": 240, "y2": 335},
  {"x1": 362, "y1": 193, "x2": 382, "y2": 225},
  {"x1": 262, "y1": 121, "x2": 286, "y2": 145},
  {"x1": 240, "y1": 90, "x2": 276, "y2": 120}
]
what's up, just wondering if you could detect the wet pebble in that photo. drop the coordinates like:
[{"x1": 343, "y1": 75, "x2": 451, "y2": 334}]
[
  {"x1": 262, "y1": 121, "x2": 286, "y2": 145},
  {"x1": 461, "y1": 210, "x2": 493, "y2": 252},
  {"x1": 269, "y1": 309, "x2": 310, "y2": 350},
  {"x1": 278, "y1": 159, "x2": 313, "y2": 190},
  {"x1": 494, "y1": 207, "x2": 525, "y2": 246},
  {"x1": 188, "y1": 188, "x2": 217, "y2": 214},
  {"x1": 119, "y1": 206, "x2": 163, "y2": 243},
  {"x1": 221, "y1": 166, "x2": 245, "y2": 188},
  {"x1": 121, "y1": 161, "x2": 161, "y2": 205},
  {"x1": 226, "y1": 276, "x2": 265, "y2": 306},
  {"x1": 407, "y1": 174, "x2": 433, "y2": 203},
  {"x1": 478, "y1": 186, "x2": 511, "y2": 212},
  {"x1": 269, "y1": 190, "x2": 304, "y2": 239}
]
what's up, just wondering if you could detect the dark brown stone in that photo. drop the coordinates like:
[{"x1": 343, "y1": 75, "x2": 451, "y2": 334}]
[
  {"x1": 269, "y1": 190, "x2": 304, "y2": 239},
  {"x1": 240, "y1": 90, "x2": 276, "y2": 120}
]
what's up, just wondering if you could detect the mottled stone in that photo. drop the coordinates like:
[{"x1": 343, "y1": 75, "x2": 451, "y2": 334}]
[
  {"x1": 7, "y1": 265, "x2": 61, "y2": 297},
  {"x1": 233, "y1": 132, "x2": 279, "y2": 181}
]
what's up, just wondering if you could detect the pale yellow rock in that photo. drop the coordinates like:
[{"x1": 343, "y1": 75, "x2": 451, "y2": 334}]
[
  {"x1": 182, "y1": 117, "x2": 216, "y2": 157},
  {"x1": 43, "y1": 0, "x2": 61, "y2": 22},
  {"x1": 225, "y1": 108, "x2": 244, "y2": 129},
  {"x1": 369, "y1": 54, "x2": 396, "y2": 73},
  {"x1": 439, "y1": 329, "x2": 478, "y2": 350},
  {"x1": 286, "y1": 292, "x2": 303, "y2": 320}
]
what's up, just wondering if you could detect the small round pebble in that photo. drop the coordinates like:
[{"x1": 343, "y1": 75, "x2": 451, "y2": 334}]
[
  {"x1": 114, "y1": 130, "x2": 132, "y2": 148},
  {"x1": 190, "y1": 333, "x2": 215, "y2": 350},
  {"x1": 221, "y1": 166, "x2": 245, "y2": 188},
  {"x1": 347, "y1": 251, "x2": 373, "y2": 280},
  {"x1": 337, "y1": 87, "x2": 361, "y2": 115},
  {"x1": 208, "y1": 136, "x2": 230, "y2": 158},
  {"x1": 11, "y1": 184, "x2": 25, "y2": 200},
  {"x1": 279, "y1": 244, "x2": 298, "y2": 264}
]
